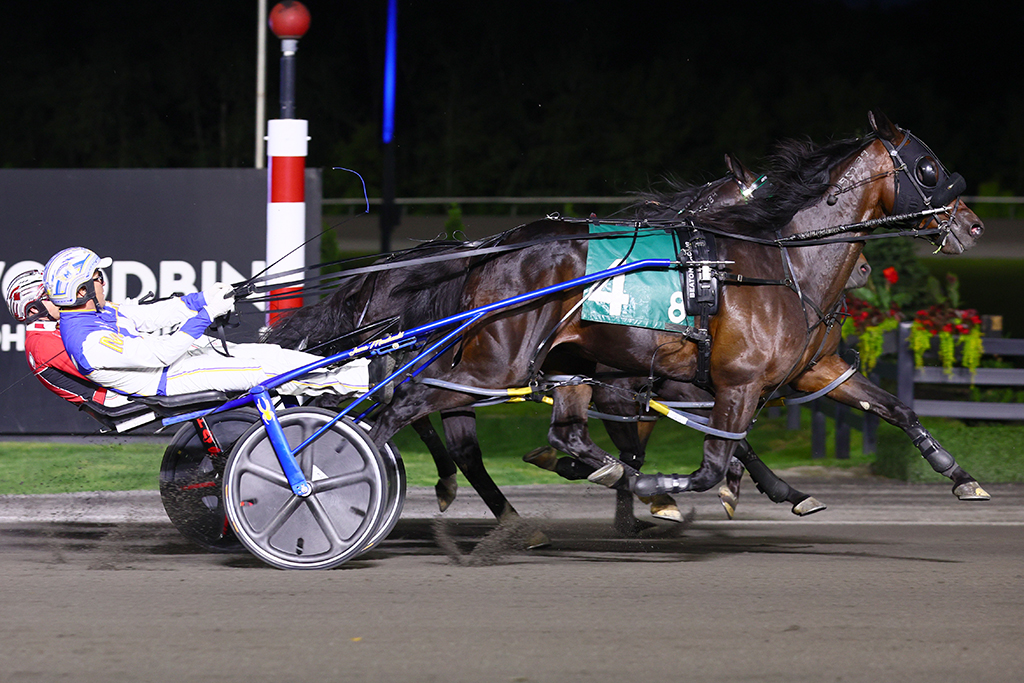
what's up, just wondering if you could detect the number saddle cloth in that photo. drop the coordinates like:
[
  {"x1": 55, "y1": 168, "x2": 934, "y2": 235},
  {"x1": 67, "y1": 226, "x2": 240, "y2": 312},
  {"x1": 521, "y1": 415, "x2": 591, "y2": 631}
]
[{"x1": 582, "y1": 223, "x2": 720, "y2": 384}]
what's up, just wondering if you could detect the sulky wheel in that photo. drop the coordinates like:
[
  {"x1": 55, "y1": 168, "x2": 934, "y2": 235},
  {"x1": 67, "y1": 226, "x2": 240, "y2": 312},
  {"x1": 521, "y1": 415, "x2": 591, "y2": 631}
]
[
  {"x1": 159, "y1": 408, "x2": 259, "y2": 552},
  {"x1": 356, "y1": 421, "x2": 406, "y2": 555},
  {"x1": 223, "y1": 407, "x2": 389, "y2": 570}
]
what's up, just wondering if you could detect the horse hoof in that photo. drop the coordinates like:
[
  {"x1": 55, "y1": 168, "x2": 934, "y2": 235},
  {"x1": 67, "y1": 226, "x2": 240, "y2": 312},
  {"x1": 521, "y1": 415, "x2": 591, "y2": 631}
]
[
  {"x1": 642, "y1": 494, "x2": 683, "y2": 522},
  {"x1": 526, "y1": 530, "x2": 550, "y2": 549},
  {"x1": 953, "y1": 482, "x2": 991, "y2": 501},
  {"x1": 718, "y1": 484, "x2": 738, "y2": 520},
  {"x1": 434, "y1": 474, "x2": 458, "y2": 512},
  {"x1": 588, "y1": 461, "x2": 625, "y2": 487},
  {"x1": 522, "y1": 446, "x2": 559, "y2": 471},
  {"x1": 792, "y1": 496, "x2": 827, "y2": 516}
]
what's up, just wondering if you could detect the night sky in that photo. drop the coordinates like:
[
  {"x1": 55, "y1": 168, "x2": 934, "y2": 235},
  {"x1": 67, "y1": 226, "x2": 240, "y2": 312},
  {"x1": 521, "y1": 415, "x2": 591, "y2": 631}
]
[{"x1": 1, "y1": 0, "x2": 1017, "y2": 197}]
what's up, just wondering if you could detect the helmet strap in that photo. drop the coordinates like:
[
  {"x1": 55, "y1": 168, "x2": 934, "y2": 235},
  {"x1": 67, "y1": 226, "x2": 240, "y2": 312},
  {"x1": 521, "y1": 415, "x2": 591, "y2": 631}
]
[
  {"x1": 72, "y1": 279, "x2": 104, "y2": 311},
  {"x1": 22, "y1": 300, "x2": 54, "y2": 324}
]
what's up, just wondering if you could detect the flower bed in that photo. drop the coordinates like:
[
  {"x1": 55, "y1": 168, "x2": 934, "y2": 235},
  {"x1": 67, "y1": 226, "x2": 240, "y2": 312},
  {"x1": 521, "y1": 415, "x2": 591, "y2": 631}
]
[{"x1": 844, "y1": 268, "x2": 985, "y2": 376}]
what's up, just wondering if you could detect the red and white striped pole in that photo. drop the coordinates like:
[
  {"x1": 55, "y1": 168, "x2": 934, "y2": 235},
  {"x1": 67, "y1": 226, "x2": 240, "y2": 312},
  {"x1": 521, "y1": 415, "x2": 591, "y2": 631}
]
[{"x1": 266, "y1": 1, "x2": 311, "y2": 325}]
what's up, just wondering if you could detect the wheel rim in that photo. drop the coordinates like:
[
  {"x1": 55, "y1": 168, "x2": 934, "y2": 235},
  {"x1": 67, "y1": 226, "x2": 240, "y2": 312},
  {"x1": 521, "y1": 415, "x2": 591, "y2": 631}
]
[
  {"x1": 224, "y1": 408, "x2": 387, "y2": 570},
  {"x1": 360, "y1": 438, "x2": 406, "y2": 553}
]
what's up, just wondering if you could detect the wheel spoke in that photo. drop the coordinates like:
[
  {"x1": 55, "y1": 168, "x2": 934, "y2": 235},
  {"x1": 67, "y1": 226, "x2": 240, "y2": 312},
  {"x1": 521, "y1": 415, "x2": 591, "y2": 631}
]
[
  {"x1": 237, "y1": 460, "x2": 290, "y2": 488},
  {"x1": 310, "y1": 465, "x2": 377, "y2": 494},
  {"x1": 303, "y1": 495, "x2": 347, "y2": 552},
  {"x1": 250, "y1": 494, "x2": 304, "y2": 544}
]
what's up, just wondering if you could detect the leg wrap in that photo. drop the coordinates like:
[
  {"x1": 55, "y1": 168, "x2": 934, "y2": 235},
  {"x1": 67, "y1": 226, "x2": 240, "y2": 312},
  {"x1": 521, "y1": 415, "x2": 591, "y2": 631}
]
[
  {"x1": 632, "y1": 473, "x2": 692, "y2": 497},
  {"x1": 554, "y1": 457, "x2": 592, "y2": 481},
  {"x1": 907, "y1": 422, "x2": 957, "y2": 476},
  {"x1": 742, "y1": 456, "x2": 796, "y2": 503},
  {"x1": 732, "y1": 443, "x2": 812, "y2": 506}
]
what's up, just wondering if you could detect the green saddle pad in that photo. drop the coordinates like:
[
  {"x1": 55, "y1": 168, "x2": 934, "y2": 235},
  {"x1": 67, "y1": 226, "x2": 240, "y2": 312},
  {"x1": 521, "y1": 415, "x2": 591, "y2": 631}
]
[{"x1": 582, "y1": 224, "x2": 693, "y2": 331}]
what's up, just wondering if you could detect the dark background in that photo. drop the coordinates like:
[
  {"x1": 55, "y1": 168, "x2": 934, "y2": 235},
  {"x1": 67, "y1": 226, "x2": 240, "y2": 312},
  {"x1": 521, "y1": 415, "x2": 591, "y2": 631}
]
[{"x1": 1, "y1": 0, "x2": 1017, "y2": 199}]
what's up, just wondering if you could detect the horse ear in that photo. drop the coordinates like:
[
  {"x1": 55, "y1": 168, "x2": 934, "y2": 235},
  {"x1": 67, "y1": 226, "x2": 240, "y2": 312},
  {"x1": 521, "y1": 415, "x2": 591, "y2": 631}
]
[
  {"x1": 868, "y1": 109, "x2": 898, "y2": 141},
  {"x1": 724, "y1": 153, "x2": 755, "y2": 184}
]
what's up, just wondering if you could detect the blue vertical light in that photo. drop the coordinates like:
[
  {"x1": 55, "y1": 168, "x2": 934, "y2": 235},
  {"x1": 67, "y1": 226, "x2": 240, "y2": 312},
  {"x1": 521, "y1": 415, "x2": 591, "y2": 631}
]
[{"x1": 382, "y1": 0, "x2": 398, "y2": 144}]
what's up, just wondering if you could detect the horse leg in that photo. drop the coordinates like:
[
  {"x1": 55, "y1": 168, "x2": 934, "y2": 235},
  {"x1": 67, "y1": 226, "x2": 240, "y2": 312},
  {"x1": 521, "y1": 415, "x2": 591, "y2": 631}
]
[
  {"x1": 411, "y1": 415, "x2": 459, "y2": 512},
  {"x1": 600, "y1": 419, "x2": 660, "y2": 535},
  {"x1": 719, "y1": 456, "x2": 744, "y2": 519},
  {"x1": 524, "y1": 413, "x2": 681, "y2": 530},
  {"x1": 643, "y1": 377, "x2": 820, "y2": 516},
  {"x1": 546, "y1": 384, "x2": 643, "y2": 491},
  {"x1": 629, "y1": 418, "x2": 684, "y2": 522},
  {"x1": 795, "y1": 356, "x2": 989, "y2": 500},
  {"x1": 632, "y1": 383, "x2": 762, "y2": 497},
  {"x1": 440, "y1": 408, "x2": 550, "y2": 549},
  {"x1": 730, "y1": 440, "x2": 826, "y2": 516}
]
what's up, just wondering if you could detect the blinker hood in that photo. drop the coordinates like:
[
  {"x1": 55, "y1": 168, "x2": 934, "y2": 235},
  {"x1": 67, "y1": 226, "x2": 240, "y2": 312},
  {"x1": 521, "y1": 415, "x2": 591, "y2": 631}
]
[{"x1": 881, "y1": 130, "x2": 965, "y2": 218}]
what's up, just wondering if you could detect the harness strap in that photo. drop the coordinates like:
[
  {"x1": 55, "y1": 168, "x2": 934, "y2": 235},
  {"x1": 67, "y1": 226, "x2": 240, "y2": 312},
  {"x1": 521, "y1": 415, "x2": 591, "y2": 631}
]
[
  {"x1": 719, "y1": 273, "x2": 794, "y2": 288},
  {"x1": 781, "y1": 362, "x2": 858, "y2": 406}
]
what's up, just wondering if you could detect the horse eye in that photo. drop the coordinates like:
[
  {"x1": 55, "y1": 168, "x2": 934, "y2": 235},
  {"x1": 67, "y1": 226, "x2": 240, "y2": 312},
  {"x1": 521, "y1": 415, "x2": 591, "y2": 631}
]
[{"x1": 915, "y1": 156, "x2": 938, "y2": 187}]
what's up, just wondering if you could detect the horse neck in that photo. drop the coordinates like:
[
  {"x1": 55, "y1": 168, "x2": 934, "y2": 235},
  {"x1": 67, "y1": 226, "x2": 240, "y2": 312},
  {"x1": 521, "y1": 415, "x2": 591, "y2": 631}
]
[{"x1": 783, "y1": 141, "x2": 891, "y2": 310}]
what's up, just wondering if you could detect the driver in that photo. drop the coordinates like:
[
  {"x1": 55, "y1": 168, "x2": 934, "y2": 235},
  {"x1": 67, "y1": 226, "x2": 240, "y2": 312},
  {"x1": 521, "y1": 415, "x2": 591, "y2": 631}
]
[
  {"x1": 5, "y1": 268, "x2": 112, "y2": 406},
  {"x1": 42, "y1": 247, "x2": 370, "y2": 399}
]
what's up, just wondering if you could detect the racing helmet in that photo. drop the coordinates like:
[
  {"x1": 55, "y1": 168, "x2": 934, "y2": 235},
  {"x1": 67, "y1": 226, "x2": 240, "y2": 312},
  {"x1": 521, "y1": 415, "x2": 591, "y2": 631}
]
[
  {"x1": 5, "y1": 269, "x2": 47, "y2": 321},
  {"x1": 43, "y1": 247, "x2": 113, "y2": 307}
]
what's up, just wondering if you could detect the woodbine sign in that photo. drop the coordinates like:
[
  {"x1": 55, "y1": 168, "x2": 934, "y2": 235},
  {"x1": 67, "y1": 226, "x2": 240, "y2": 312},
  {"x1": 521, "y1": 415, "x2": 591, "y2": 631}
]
[{"x1": 0, "y1": 168, "x2": 321, "y2": 434}]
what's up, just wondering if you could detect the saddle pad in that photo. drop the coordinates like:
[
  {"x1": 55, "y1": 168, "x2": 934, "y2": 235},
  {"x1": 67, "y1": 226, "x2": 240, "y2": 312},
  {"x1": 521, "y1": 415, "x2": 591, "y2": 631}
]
[{"x1": 582, "y1": 224, "x2": 693, "y2": 331}]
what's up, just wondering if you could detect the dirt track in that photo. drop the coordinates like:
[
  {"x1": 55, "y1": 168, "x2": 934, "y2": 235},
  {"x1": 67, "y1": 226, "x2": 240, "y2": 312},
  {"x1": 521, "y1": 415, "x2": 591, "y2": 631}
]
[{"x1": 2, "y1": 481, "x2": 1024, "y2": 682}]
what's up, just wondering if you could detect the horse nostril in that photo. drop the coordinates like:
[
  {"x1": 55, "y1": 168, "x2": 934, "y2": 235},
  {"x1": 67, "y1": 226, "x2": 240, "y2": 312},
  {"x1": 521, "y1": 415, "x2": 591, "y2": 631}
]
[{"x1": 970, "y1": 223, "x2": 984, "y2": 238}]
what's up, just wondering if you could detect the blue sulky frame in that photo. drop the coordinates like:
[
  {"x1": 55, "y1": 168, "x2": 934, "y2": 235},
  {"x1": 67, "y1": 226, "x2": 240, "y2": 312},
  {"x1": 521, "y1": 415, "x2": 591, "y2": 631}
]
[{"x1": 163, "y1": 258, "x2": 675, "y2": 498}]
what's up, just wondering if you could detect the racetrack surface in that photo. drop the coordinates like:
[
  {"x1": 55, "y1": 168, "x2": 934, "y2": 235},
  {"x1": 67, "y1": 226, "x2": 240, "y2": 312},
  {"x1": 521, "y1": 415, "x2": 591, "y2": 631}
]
[{"x1": 2, "y1": 479, "x2": 1023, "y2": 682}]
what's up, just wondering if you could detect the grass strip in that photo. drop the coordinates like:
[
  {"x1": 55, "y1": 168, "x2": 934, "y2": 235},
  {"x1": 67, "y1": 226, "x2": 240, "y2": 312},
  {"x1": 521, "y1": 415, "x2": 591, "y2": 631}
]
[{"x1": 0, "y1": 402, "x2": 874, "y2": 495}]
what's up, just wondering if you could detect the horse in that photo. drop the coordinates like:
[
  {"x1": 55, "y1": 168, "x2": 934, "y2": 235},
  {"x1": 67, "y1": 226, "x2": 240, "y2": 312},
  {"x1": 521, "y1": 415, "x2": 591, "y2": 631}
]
[
  {"x1": 268, "y1": 155, "x2": 843, "y2": 536},
  {"x1": 362, "y1": 111, "x2": 987, "y2": 508},
  {"x1": 521, "y1": 156, "x2": 872, "y2": 529},
  {"x1": 526, "y1": 248, "x2": 871, "y2": 525}
]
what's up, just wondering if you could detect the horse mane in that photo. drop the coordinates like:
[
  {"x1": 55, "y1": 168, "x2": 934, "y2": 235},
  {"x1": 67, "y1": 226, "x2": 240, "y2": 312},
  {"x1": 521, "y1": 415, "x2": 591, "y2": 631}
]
[
  {"x1": 629, "y1": 176, "x2": 730, "y2": 221},
  {"x1": 698, "y1": 133, "x2": 877, "y2": 238}
]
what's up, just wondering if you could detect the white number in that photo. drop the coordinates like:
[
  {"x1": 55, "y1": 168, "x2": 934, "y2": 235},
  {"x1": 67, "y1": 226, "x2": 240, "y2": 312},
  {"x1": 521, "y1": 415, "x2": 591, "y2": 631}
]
[
  {"x1": 588, "y1": 258, "x2": 630, "y2": 317},
  {"x1": 668, "y1": 291, "x2": 687, "y2": 323}
]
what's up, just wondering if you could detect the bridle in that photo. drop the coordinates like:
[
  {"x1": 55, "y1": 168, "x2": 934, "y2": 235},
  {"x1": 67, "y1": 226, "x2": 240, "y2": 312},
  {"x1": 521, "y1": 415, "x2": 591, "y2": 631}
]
[
  {"x1": 880, "y1": 128, "x2": 967, "y2": 247},
  {"x1": 784, "y1": 130, "x2": 967, "y2": 249}
]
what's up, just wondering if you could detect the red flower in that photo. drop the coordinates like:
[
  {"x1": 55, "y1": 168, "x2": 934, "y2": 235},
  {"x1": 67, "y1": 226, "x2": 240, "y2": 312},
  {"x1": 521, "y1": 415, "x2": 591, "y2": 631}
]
[{"x1": 883, "y1": 267, "x2": 899, "y2": 285}]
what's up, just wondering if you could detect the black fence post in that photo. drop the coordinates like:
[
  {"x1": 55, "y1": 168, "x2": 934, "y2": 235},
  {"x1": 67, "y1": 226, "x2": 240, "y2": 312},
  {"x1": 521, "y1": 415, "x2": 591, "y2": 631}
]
[
  {"x1": 862, "y1": 411, "x2": 878, "y2": 455},
  {"x1": 835, "y1": 402, "x2": 850, "y2": 459},
  {"x1": 811, "y1": 400, "x2": 826, "y2": 459},
  {"x1": 787, "y1": 404, "x2": 802, "y2": 430},
  {"x1": 897, "y1": 321, "x2": 914, "y2": 408}
]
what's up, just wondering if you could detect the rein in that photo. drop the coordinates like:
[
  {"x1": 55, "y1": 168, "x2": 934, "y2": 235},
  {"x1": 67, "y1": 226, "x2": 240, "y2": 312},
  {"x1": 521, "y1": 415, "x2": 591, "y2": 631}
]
[
  {"x1": 237, "y1": 222, "x2": 683, "y2": 300},
  {"x1": 237, "y1": 204, "x2": 949, "y2": 306}
]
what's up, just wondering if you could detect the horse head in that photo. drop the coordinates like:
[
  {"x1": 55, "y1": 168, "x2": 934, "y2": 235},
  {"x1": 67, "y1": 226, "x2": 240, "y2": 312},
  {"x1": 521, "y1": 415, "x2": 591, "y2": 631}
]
[{"x1": 868, "y1": 110, "x2": 984, "y2": 254}]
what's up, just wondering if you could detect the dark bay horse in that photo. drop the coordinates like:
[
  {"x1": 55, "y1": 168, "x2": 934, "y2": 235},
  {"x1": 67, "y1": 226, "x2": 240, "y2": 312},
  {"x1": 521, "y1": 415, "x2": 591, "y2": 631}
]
[
  {"x1": 533, "y1": 248, "x2": 870, "y2": 523},
  {"x1": 268, "y1": 155, "x2": 833, "y2": 535},
  {"x1": 364, "y1": 111, "x2": 987, "y2": 505},
  {"x1": 523, "y1": 155, "x2": 869, "y2": 528}
]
